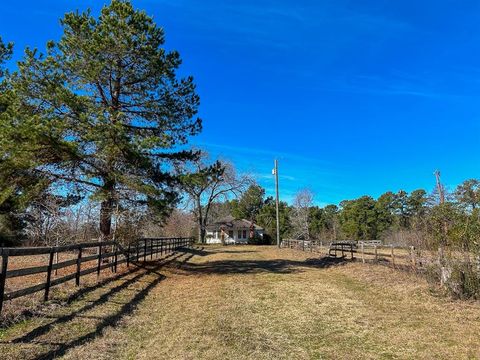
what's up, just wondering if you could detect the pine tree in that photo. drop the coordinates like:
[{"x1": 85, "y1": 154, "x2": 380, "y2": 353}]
[{"x1": 0, "y1": 1, "x2": 202, "y2": 239}]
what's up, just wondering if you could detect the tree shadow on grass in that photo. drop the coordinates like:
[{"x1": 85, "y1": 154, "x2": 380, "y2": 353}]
[
  {"x1": 2, "y1": 250, "x2": 193, "y2": 360},
  {"x1": 180, "y1": 255, "x2": 349, "y2": 276},
  {"x1": 182, "y1": 246, "x2": 259, "y2": 256}
]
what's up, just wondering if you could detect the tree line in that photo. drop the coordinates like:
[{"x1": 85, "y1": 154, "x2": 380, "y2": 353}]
[{"x1": 210, "y1": 179, "x2": 480, "y2": 252}]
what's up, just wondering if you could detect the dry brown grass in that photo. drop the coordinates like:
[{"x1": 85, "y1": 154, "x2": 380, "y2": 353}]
[
  {"x1": 1, "y1": 245, "x2": 479, "y2": 359},
  {"x1": 1, "y1": 251, "x2": 131, "y2": 325}
]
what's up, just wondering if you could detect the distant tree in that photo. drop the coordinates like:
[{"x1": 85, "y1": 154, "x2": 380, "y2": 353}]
[
  {"x1": 231, "y1": 184, "x2": 265, "y2": 221},
  {"x1": 393, "y1": 190, "x2": 410, "y2": 228},
  {"x1": 375, "y1": 191, "x2": 396, "y2": 234},
  {"x1": 323, "y1": 204, "x2": 340, "y2": 240},
  {"x1": 340, "y1": 196, "x2": 378, "y2": 240},
  {"x1": 308, "y1": 206, "x2": 327, "y2": 239},
  {"x1": 0, "y1": 0, "x2": 202, "y2": 239},
  {"x1": 136, "y1": 207, "x2": 195, "y2": 240},
  {"x1": 455, "y1": 179, "x2": 480, "y2": 211},
  {"x1": 291, "y1": 189, "x2": 314, "y2": 239},
  {"x1": 407, "y1": 189, "x2": 428, "y2": 218},
  {"x1": 257, "y1": 197, "x2": 291, "y2": 242},
  {"x1": 179, "y1": 158, "x2": 250, "y2": 243},
  {"x1": 207, "y1": 201, "x2": 234, "y2": 224}
]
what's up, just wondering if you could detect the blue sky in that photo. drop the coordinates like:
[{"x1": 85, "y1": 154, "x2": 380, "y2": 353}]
[{"x1": 2, "y1": 0, "x2": 480, "y2": 205}]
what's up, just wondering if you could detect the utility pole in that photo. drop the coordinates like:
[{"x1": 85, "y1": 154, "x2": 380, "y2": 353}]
[{"x1": 273, "y1": 160, "x2": 280, "y2": 248}]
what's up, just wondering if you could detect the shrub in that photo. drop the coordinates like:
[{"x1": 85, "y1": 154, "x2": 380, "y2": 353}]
[
  {"x1": 248, "y1": 234, "x2": 272, "y2": 245},
  {"x1": 426, "y1": 258, "x2": 480, "y2": 300}
]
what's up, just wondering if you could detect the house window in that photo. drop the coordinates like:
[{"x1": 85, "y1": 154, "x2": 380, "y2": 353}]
[
  {"x1": 238, "y1": 230, "x2": 242, "y2": 239},
  {"x1": 243, "y1": 230, "x2": 247, "y2": 239},
  {"x1": 228, "y1": 230, "x2": 234, "y2": 238}
]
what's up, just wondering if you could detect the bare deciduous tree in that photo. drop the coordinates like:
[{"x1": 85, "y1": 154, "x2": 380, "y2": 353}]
[
  {"x1": 177, "y1": 156, "x2": 251, "y2": 243},
  {"x1": 291, "y1": 189, "x2": 314, "y2": 240}
]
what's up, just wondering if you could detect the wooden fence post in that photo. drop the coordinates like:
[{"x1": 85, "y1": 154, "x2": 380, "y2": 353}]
[
  {"x1": 350, "y1": 244, "x2": 354, "y2": 259},
  {"x1": 136, "y1": 241, "x2": 139, "y2": 262},
  {"x1": 97, "y1": 244, "x2": 102, "y2": 277},
  {"x1": 361, "y1": 243, "x2": 365, "y2": 263},
  {"x1": 143, "y1": 240, "x2": 147, "y2": 262},
  {"x1": 114, "y1": 244, "x2": 118, "y2": 273},
  {"x1": 127, "y1": 244, "x2": 131, "y2": 267},
  {"x1": 76, "y1": 247, "x2": 82, "y2": 286},
  {"x1": 150, "y1": 239, "x2": 153, "y2": 260},
  {"x1": 410, "y1": 246, "x2": 416, "y2": 270},
  {"x1": 391, "y1": 245, "x2": 395, "y2": 268},
  {"x1": 45, "y1": 249, "x2": 54, "y2": 301},
  {"x1": 374, "y1": 245, "x2": 378, "y2": 262},
  {"x1": 0, "y1": 252, "x2": 9, "y2": 314}
]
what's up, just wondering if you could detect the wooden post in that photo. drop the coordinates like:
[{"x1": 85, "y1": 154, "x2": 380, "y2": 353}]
[
  {"x1": 114, "y1": 244, "x2": 118, "y2": 273},
  {"x1": 410, "y1": 246, "x2": 416, "y2": 270},
  {"x1": 143, "y1": 240, "x2": 147, "y2": 262},
  {"x1": 45, "y1": 250, "x2": 55, "y2": 301},
  {"x1": 97, "y1": 244, "x2": 102, "y2": 277},
  {"x1": 150, "y1": 239, "x2": 153, "y2": 260},
  {"x1": 0, "y1": 252, "x2": 9, "y2": 314},
  {"x1": 361, "y1": 243, "x2": 365, "y2": 263},
  {"x1": 303, "y1": 240, "x2": 305, "y2": 252},
  {"x1": 127, "y1": 244, "x2": 131, "y2": 267},
  {"x1": 374, "y1": 245, "x2": 378, "y2": 262},
  {"x1": 391, "y1": 245, "x2": 395, "y2": 268},
  {"x1": 341, "y1": 244, "x2": 344, "y2": 258},
  {"x1": 350, "y1": 244, "x2": 354, "y2": 259},
  {"x1": 75, "y1": 247, "x2": 82, "y2": 286},
  {"x1": 54, "y1": 251, "x2": 59, "y2": 276},
  {"x1": 136, "y1": 242, "x2": 139, "y2": 262}
]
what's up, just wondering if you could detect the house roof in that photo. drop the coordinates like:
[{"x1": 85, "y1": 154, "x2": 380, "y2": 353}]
[{"x1": 206, "y1": 216, "x2": 264, "y2": 231}]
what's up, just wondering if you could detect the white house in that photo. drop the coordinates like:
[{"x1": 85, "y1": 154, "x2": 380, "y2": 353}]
[{"x1": 206, "y1": 216, "x2": 264, "y2": 244}]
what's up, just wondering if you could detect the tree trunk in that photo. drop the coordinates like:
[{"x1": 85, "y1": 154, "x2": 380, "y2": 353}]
[
  {"x1": 99, "y1": 178, "x2": 116, "y2": 241},
  {"x1": 198, "y1": 226, "x2": 206, "y2": 244},
  {"x1": 100, "y1": 199, "x2": 113, "y2": 240}
]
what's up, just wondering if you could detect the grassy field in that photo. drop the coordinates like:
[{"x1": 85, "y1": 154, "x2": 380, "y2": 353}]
[{"x1": 1, "y1": 245, "x2": 479, "y2": 359}]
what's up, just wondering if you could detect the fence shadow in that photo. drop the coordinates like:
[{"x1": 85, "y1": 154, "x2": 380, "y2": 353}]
[
  {"x1": 3, "y1": 250, "x2": 194, "y2": 360},
  {"x1": 1, "y1": 251, "x2": 181, "y2": 329}
]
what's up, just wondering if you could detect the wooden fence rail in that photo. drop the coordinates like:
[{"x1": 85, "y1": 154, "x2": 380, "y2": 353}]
[
  {"x1": 281, "y1": 239, "x2": 431, "y2": 271},
  {"x1": 0, "y1": 237, "x2": 194, "y2": 314}
]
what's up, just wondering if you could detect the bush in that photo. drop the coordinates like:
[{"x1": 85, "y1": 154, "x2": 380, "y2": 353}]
[
  {"x1": 426, "y1": 259, "x2": 480, "y2": 300},
  {"x1": 248, "y1": 233, "x2": 272, "y2": 245},
  {"x1": 448, "y1": 261, "x2": 480, "y2": 299}
]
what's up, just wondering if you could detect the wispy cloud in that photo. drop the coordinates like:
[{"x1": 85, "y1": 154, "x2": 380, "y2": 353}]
[
  {"x1": 151, "y1": 0, "x2": 415, "y2": 50},
  {"x1": 319, "y1": 71, "x2": 480, "y2": 99}
]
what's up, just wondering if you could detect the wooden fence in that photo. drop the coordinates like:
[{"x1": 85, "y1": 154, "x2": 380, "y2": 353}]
[
  {"x1": 281, "y1": 239, "x2": 430, "y2": 271},
  {"x1": 0, "y1": 237, "x2": 194, "y2": 314}
]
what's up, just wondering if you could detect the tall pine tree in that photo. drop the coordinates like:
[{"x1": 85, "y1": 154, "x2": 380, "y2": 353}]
[{"x1": 0, "y1": 1, "x2": 202, "y2": 239}]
